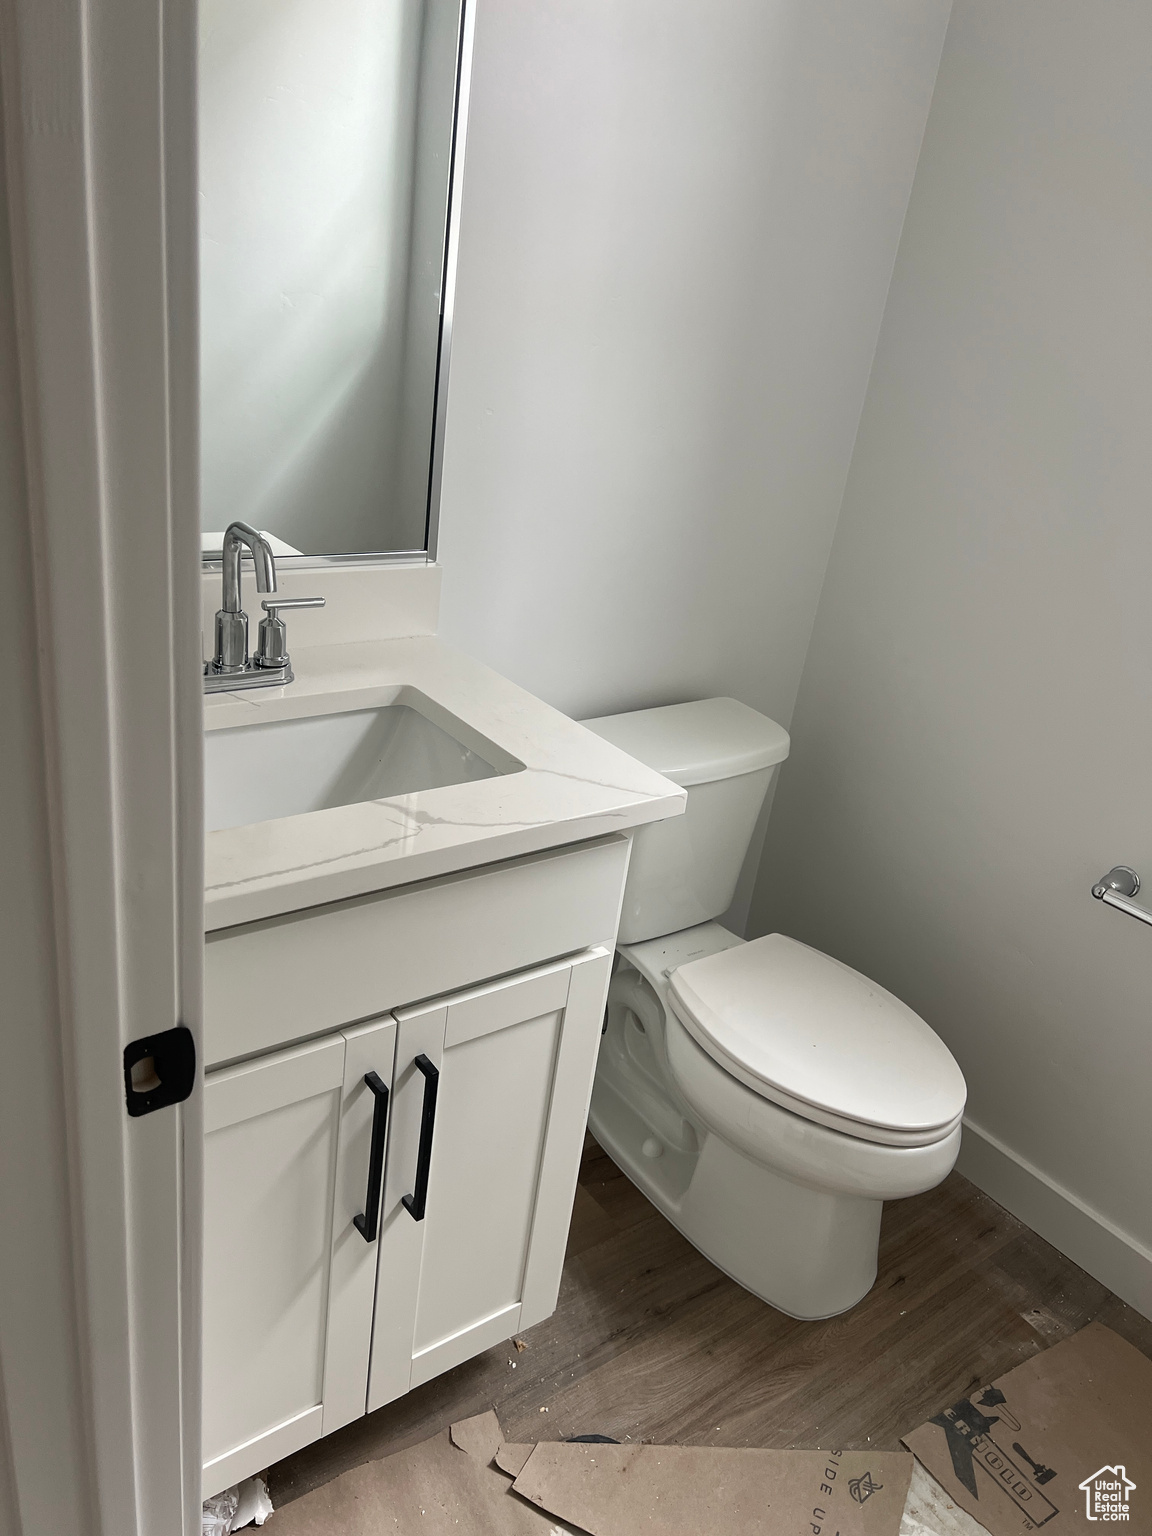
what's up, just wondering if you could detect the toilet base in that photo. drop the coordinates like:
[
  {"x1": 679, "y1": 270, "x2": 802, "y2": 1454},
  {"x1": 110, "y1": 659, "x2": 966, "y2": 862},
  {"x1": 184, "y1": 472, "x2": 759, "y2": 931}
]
[{"x1": 589, "y1": 1071, "x2": 881, "y2": 1320}]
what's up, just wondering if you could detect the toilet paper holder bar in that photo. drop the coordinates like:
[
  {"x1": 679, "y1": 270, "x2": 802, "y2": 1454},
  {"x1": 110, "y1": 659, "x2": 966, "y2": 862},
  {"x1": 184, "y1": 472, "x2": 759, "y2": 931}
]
[{"x1": 1091, "y1": 866, "x2": 1152, "y2": 928}]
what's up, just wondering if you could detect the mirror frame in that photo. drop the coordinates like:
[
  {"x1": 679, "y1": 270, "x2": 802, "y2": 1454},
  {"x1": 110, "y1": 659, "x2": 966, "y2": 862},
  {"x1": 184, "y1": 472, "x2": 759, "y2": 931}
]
[{"x1": 200, "y1": 0, "x2": 476, "y2": 571}]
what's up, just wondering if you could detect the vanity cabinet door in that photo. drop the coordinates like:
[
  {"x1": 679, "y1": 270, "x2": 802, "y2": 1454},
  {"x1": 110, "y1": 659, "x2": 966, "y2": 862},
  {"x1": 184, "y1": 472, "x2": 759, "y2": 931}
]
[
  {"x1": 201, "y1": 1016, "x2": 395, "y2": 1497},
  {"x1": 367, "y1": 946, "x2": 613, "y2": 1413}
]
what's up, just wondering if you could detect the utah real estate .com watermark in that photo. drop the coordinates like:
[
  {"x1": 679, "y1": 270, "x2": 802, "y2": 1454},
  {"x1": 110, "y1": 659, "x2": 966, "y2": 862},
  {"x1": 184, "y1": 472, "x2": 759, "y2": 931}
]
[{"x1": 1080, "y1": 1466, "x2": 1136, "y2": 1522}]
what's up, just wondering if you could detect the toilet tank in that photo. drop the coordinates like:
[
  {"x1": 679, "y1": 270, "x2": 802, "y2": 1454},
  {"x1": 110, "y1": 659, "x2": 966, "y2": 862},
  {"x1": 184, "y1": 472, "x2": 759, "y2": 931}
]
[{"x1": 582, "y1": 698, "x2": 790, "y2": 944}]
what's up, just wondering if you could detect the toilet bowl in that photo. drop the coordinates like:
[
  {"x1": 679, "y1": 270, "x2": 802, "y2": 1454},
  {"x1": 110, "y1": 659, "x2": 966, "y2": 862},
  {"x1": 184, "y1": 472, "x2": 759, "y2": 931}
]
[{"x1": 582, "y1": 699, "x2": 966, "y2": 1319}]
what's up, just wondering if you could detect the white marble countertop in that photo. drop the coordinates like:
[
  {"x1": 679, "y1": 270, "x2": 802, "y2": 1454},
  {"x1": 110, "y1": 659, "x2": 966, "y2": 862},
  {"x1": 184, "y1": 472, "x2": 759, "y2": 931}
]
[{"x1": 203, "y1": 635, "x2": 685, "y2": 930}]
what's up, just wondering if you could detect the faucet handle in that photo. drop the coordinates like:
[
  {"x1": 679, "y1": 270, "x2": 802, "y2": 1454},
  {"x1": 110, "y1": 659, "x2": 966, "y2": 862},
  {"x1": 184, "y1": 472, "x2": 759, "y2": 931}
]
[
  {"x1": 259, "y1": 597, "x2": 326, "y2": 614},
  {"x1": 255, "y1": 596, "x2": 325, "y2": 669}
]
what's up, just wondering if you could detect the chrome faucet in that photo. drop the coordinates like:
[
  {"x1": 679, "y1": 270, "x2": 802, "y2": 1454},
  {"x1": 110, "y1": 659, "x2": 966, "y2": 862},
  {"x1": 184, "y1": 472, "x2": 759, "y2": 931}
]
[{"x1": 204, "y1": 521, "x2": 323, "y2": 693}]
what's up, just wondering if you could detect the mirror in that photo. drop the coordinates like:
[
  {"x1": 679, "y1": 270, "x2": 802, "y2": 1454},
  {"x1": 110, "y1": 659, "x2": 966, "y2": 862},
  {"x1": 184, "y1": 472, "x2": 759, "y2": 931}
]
[{"x1": 198, "y1": 0, "x2": 468, "y2": 562}]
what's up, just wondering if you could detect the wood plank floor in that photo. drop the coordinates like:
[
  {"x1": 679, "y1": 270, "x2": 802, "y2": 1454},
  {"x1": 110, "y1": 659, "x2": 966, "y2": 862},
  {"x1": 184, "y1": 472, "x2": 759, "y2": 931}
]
[{"x1": 270, "y1": 1136, "x2": 1152, "y2": 1508}]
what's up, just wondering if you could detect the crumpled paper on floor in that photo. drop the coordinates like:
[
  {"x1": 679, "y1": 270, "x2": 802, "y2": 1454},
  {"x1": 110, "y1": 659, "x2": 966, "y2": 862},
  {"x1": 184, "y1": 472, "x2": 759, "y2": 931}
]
[{"x1": 203, "y1": 1475, "x2": 273, "y2": 1535}]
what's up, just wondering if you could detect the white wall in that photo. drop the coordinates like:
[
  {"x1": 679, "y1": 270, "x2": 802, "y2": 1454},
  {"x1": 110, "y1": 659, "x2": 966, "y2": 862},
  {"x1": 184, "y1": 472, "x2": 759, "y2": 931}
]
[
  {"x1": 750, "y1": 0, "x2": 1152, "y2": 1311},
  {"x1": 436, "y1": 0, "x2": 952, "y2": 736}
]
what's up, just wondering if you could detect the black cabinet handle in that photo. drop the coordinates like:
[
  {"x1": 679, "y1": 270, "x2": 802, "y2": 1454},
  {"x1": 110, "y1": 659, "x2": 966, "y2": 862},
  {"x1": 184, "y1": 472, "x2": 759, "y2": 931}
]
[
  {"x1": 352, "y1": 1071, "x2": 389, "y2": 1243},
  {"x1": 402, "y1": 1054, "x2": 439, "y2": 1222}
]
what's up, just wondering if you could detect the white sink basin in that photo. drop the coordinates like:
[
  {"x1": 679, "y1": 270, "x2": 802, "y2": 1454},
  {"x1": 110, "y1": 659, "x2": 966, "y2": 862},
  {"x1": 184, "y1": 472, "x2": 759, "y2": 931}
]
[{"x1": 205, "y1": 691, "x2": 522, "y2": 833}]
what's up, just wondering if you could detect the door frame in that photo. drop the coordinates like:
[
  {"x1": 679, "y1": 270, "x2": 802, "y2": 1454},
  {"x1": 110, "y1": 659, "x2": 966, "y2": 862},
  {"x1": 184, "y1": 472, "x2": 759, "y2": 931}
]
[{"x1": 0, "y1": 0, "x2": 202, "y2": 1531}]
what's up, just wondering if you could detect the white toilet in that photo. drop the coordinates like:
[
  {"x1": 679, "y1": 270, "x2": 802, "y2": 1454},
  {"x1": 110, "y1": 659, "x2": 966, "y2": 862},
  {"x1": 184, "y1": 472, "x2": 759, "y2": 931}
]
[{"x1": 582, "y1": 698, "x2": 966, "y2": 1320}]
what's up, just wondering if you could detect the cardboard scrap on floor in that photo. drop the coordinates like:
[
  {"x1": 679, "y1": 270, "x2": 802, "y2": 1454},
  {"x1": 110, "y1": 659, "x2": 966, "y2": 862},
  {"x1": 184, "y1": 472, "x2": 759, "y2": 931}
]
[
  {"x1": 508, "y1": 1440, "x2": 913, "y2": 1535},
  {"x1": 263, "y1": 1411, "x2": 573, "y2": 1534},
  {"x1": 901, "y1": 1458, "x2": 994, "y2": 1536},
  {"x1": 903, "y1": 1322, "x2": 1152, "y2": 1536},
  {"x1": 266, "y1": 1406, "x2": 912, "y2": 1535}
]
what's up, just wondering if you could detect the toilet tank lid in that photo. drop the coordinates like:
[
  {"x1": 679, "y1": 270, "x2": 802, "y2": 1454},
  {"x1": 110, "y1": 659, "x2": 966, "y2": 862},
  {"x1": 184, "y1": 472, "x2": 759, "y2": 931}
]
[
  {"x1": 667, "y1": 934, "x2": 967, "y2": 1143},
  {"x1": 581, "y1": 698, "x2": 790, "y2": 787}
]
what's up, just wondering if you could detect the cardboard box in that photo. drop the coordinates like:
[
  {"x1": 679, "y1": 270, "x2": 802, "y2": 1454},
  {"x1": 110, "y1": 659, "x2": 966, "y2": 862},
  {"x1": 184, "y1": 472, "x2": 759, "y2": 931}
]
[
  {"x1": 903, "y1": 1324, "x2": 1152, "y2": 1536},
  {"x1": 265, "y1": 1406, "x2": 912, "y2": 1535},
  {"x1": 507, "y1": 1440, "x2": 913, "y2": 1536}
]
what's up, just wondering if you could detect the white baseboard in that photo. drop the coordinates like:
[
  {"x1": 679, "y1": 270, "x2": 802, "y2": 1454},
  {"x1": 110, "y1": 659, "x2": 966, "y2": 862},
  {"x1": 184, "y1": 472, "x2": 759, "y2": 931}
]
[{"x1": 957, "y1": 1117, "x2": 1152, "y2": 1322}]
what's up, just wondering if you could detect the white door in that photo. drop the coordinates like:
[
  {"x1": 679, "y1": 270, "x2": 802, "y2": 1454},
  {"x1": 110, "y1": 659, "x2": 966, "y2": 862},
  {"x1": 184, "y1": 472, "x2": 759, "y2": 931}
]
[
  {"x1": 368, "y1": 947, "x2": 612, "y2": 1412},
  {"x1": 202, "y1": 1017, "x2": 395, "y2": 1496},
  {"x1": 1, "y1": 0, "x2": 203, "y2": 1529}
]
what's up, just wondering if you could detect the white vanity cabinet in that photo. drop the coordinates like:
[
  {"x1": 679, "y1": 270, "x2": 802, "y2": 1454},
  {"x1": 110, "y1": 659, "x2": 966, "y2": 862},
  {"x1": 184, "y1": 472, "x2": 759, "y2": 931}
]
[
  {"x1": 201, "y1": 835, "x2": 628, "y2": 1497},
  {"x1": 202, "y1": 1017, "x2": 396, "y2": 1495},
  {"x1": 367, "y1": 948, "x2": 611, "y2": 1410}
]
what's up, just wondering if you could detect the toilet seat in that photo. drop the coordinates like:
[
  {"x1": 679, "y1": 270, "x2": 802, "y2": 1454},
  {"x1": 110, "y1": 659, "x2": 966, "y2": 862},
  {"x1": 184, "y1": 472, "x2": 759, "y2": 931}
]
[
  {"x1": 667, "y1": 934, "x2": 966, "y2": 1148},
  {"x1": 662, "y1": 1007, "x2": 963, "y2": 1197}
]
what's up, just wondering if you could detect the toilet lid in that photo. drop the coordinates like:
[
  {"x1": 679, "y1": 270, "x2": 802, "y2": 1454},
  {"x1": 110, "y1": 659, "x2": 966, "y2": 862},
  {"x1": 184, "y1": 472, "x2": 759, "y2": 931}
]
[{"x1": 667, "y1": 935, "x2": 966, "y2": 1147}]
